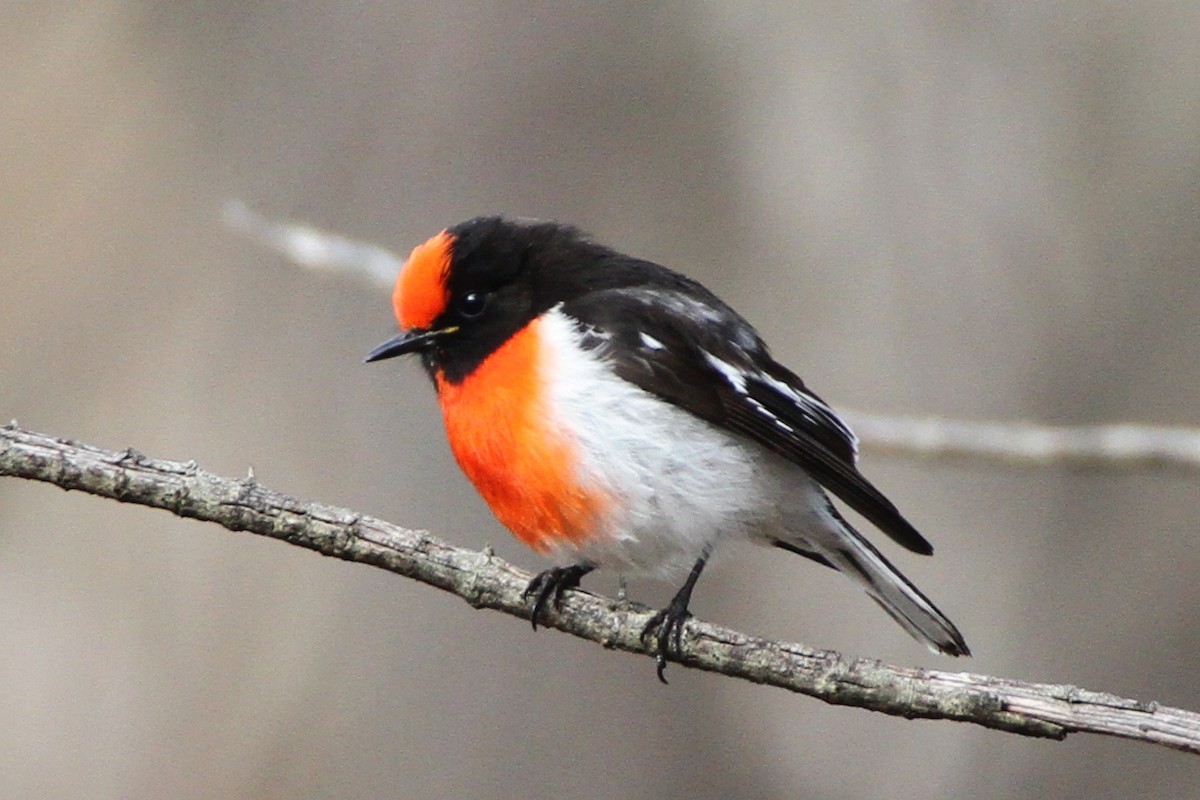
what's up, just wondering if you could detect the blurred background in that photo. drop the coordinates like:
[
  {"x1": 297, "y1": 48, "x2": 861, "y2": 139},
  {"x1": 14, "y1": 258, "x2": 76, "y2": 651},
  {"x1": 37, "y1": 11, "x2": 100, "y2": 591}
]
[{"x1": 2, "y1": 3, "x2": 1199, "y2": 798}]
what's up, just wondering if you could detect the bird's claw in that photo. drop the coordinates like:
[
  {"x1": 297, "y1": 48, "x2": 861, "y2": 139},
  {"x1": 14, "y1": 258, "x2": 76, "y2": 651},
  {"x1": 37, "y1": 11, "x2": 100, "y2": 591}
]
[
  {"x1": 523, "y1": 564, "x2": 592, "y2": 630},
  {"x1": 640, "y1": 604, "x2": 693, "y2": 684}
]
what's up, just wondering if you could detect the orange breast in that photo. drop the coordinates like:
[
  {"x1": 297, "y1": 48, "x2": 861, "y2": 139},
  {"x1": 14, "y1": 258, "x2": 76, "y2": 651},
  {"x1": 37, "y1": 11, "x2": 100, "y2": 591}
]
[{"x1": 434, "y1": 319, "x2": 609, "y2": 552}]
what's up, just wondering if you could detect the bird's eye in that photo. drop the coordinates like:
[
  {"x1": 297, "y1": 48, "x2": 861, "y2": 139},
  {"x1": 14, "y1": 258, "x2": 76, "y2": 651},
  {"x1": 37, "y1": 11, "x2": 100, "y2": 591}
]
[{"x1": 458, "y1": 291, "x2": 487, "y2": 318}]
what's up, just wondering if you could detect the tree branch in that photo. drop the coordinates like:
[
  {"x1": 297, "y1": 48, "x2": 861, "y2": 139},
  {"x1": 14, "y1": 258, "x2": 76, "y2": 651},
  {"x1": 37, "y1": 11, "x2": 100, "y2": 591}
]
[
  {"x1": 2, "y1": 423, "x2": 1198, "y2": 755},
  {"x1": 845, "y1": 412, "x2": 1200, "y2": 472}
]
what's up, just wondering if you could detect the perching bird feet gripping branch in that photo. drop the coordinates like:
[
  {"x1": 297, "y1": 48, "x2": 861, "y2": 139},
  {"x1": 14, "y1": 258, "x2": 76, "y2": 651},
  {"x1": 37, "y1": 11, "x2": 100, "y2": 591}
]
[{"x1": 3, "y1": 424, "x2": 1200, "y2": 756}]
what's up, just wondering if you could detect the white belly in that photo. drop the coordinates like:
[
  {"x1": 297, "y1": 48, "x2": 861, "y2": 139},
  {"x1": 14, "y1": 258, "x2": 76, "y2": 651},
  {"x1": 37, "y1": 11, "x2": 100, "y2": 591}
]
[{"x1": 537, "y1": 308, "x2": 830, "y2": 577}]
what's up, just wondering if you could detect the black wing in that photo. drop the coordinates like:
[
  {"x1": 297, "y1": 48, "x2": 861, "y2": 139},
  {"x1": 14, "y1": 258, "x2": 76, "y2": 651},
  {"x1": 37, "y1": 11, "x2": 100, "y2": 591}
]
[{"x1": 562, "y1": 287, "x2": 933, "y2": 556}]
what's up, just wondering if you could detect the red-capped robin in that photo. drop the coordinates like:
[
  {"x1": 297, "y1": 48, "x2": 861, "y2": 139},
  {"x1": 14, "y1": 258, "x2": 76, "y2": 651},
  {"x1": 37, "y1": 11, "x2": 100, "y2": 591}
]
[{"x1": 367, "y1": 217, "x2": 969, "y2": 680}]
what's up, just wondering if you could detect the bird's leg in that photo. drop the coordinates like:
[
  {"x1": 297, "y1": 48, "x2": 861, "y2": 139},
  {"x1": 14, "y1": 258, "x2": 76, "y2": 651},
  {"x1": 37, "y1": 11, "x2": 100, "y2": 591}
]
[
  {"x1": 641, "y1": 552, "x2": 709, "y2": 683},
  {"x1": 523, "y1": 563, "x2": 595, "y2": 630}
]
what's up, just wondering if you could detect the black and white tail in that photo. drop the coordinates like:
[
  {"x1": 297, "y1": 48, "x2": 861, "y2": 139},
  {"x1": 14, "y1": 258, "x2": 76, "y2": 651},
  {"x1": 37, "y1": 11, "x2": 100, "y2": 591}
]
[{"x1": 789, "y1": 509, "x2": 970, "y2": 657}]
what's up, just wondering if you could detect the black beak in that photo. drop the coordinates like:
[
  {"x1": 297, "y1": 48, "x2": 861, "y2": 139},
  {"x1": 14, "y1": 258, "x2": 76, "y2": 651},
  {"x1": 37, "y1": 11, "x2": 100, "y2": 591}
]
[{"x1": 364, "y1": 327, "x2": 455, "y2": 363}]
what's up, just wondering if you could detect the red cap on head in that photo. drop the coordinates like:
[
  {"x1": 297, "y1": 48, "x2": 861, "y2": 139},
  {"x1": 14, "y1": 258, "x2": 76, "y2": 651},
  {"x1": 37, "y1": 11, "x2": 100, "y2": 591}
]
[{"x1": 394, "y1": 230, "x2": 453, "y2": 331}]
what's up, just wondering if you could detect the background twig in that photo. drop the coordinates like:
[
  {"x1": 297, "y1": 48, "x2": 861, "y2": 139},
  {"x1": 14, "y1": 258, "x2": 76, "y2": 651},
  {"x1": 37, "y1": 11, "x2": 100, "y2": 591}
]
[
  {"x1": 844, "y1": 412, "x2": 1200, "y2": 472},
  {"x1": 3, "y1": 422, "x2": 1198, "y2": 756}
]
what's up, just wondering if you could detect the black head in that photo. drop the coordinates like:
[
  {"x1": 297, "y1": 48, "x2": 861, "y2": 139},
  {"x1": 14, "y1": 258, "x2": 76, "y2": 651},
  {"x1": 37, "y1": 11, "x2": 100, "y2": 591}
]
[{"x1": 366, "y1": 216, "x2": 698, "y2": 383}]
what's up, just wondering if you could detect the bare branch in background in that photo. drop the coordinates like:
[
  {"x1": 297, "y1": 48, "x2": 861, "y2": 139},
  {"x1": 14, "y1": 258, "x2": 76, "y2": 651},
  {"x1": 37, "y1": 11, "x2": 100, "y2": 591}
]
[
  {"x1": 224, "y1": 200, "x2": 400, "y2": 289},
  {"x1": 844, "y1": 412, "x2": 1200, "y2": 472},
  {"x1": 3, "y1": 424, "x2": 1198, "y2": 756},
  {"x1": 227, "y1": 203, "x2": 1200, "y2": 473}
]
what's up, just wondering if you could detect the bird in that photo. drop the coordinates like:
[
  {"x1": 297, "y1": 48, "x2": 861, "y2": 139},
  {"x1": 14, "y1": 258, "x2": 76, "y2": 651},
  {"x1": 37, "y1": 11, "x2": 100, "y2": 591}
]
[{"x1": 366, "y1": 216, "x2": 969, "y2": 680}]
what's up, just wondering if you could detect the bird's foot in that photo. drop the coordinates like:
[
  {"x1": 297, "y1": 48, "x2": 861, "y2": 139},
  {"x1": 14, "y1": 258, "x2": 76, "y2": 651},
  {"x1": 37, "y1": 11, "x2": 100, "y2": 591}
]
[
  {"x1": 523, "y1": 563, "x2": 593, "y2": 630},
  {"x1": 639, "y1": 554, "x2": 708, "y2": 683},
  {"x1": 640, "y1": 596, "x2": 693, "y2": 684}
]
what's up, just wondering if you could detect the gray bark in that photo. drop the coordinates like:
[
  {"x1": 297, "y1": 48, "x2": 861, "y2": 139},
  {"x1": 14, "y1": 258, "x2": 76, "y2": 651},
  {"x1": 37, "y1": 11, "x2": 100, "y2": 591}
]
[{"x1": 3, "y1": 423, "x2": 1197, "y2": 756}]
